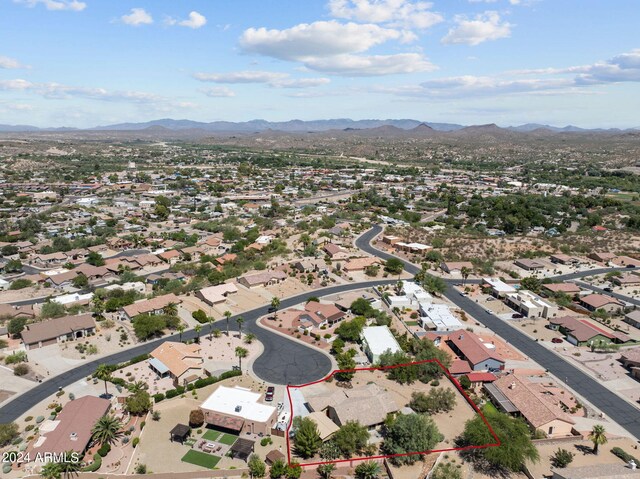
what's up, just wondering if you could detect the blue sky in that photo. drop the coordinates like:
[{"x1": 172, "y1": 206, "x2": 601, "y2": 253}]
[{"x1": 1, "y1": 0, "x2": 639, "y2": 128}]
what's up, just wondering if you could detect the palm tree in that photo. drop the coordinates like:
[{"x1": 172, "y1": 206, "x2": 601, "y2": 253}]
[
  {"x1": 57, "y1": 450, "x2": 82, "y2": 479},
  {"x1": 317, "y1": 463, "x2": 336, "y2": 479},
  {"x1": 354, "y1": 461, "x2": 381, "y2": 479},
  {"x1": 95, "y1": 364, "x2": 112, "y2": 396},
  {"x1": 270, "y1": 296, "x2": 281, "y2": 319},
  {"x1": 236, "y1": 316, "x2": 245, "y2": 338},
  {"x1": 588, "y1": 425, "x2": 608, "y2": 455},
  {"x1": 177, "y1": 323, "x2": 185, "y2": 342},
  {"x1": 395, "y1": 280, "x2": 403, "y2": 295},
  {"x1": 235, "y1": 346, "x2": 248, "y2": 371},
  {"x1": 208, "y1": 314, "x2": 214, "y2": 340},
  {"x1": 244, "y1": 333, "x2": 256, "y2": 344},
  {"x1": 127, "y1": 381, "x2": 147, "y2": 394},
  {"x1": 194, "y1": 324, "x2": 202, "y2": 343},
  {"x1": 91, "y1": 414, "x2": 123, "y2": 446},
  {"x1": 40, "y1": 462, "x2": 61, "y2": 479},
  {"x1": 212, "y1": 328, "x2": 222, "y2": 339},
  {"x1": 224, "y1": 310, "x2": 232, "y2": 337},
  {"x1": 163, "y1": 302, "x2": 178, "y2": 317},
  {"x1": 461, "y1": 266, "x2": 471, "y2": 286}
]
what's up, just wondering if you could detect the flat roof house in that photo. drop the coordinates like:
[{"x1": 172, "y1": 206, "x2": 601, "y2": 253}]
[
  {"x1": 21, "y1": 314, "x2": 96, "y2": 350},
  {"x1": 30, "y1": 396, "x2": 111, "y2": 459},
  {"x1": 200, "y1": 386, "x2": 277, "y2": 436},
  {"x1": 483, "y1": 277, "x2": 517, "y2": 298},
  {"x1": 505, "y1": 290, "x2": 559, "y2": 319},
  {"x1": 361, "y1": 326, "x2": 402, "y2": 363}
]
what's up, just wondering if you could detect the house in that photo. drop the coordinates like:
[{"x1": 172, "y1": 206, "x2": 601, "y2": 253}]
[
  {"x1": 306, "y1": 412, "x2": 340, "y2": 441},
  {"x1": 304, "y1": 301, "x2": 345, "y2": 325},
  {"x1": 551, "y1": 463, "x2": 640, "y2": 479},
  {"x1": 21, "y1": 314, "x2": 96, "y2": 350},
  {"x1": 514, "y1": 259, "x2": 546, "y2": 271},
  {"x1": 505, "y1": 290, "x2": 559, "y2": 319},
  {"x1": 419, "y1": 303, "x2": 463, "y2": 331},
  {"x1": 30, "y1": 396, "x2": 111, "y2": 458},
  {"x1": 290, "y1": 259, "x2": 325, "y2": 273},
  {"x1": 361, "y1": 326, "x2": 402, "y2": 363},
  {"x1": 550, "y1": 254, "x2": 580, "y2": 265},
  {"x1": 485, "y1": 375, "x2": 575, "y2": 438},
  {"x1": 611, "y1": 255, "x2": 640, "y2": 268},
  {"x1": 464, "y1": 372, "x2": 497, "y2": 390},
  {"x1": 542, "y1": 283, "x2": 581, "y2": 295},
  {"x1": 120, "y1": 293, "x2": 181, "y2": 320},
  {"x1": 382, "y1": 235, "x2": 402, "y2": 245},
  {"x1": 323, "y1": 243, "x2": 350, "y2": 260},
  {"x1": 0, "y1": 303, "x2": 35, "y2": 320},
  {"x1": 394, "y1": 242, "x2": 431, "y2": 254},
  {"x1": 619, "y1": 347, "x2": 640, "y2": 380},
  {"x1": 446, "y1": 330, "x2": 505, "y2": 371},
  {"x1": 624, "y1": 310, "x2": 640, "y2": 330},
  {"x1": 158, "y1": 250, "x2": 181, "y2": 264},
  {"x1": 200, "y1": 386, "x2": 278, "y2": 436},
  {"x1": 578, "y1": 294, "x2": 624, "y2": 314},
  {"x1": 149, "y1": 341, "x2": 205, "y2": 387},
  {"x1": 31, "y1": 252, "x2": 68, "y2": 266},
  {"x1": 440, "y1": 261, "x2": 474, "y2": 274},
  {"x1": 43, "y1": 270, "x2": 79, "y2": 288},
  {"x1": 483, "y1": 277, "x2": 517, "y2": 298},
  {"x1": 309, "y1": 384, "x2": 399, "y2": 429},
  {"x1": 587, "y1": 252, "x2": 616, "y2": 263},
  {"x1": 196, "y1": 283, "x2": 238, "y2": 305},
  {"x1": 613, "y1": 273, "x2": 640, "y2": 286},
  {"x1": 238, "y1": 271, "x2": 287, "y2": 289},
  {"x1": 549, "y1": 316, "x2": 630, "y2": 346},
  {"x1": 343, "y1": 257, "x2": 382, "y2": 273}
]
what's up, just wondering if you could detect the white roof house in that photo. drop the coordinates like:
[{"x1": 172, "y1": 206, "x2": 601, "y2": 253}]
[
  {"x1": 361, "y1": 326, "x2": 402, "y2": 363},
  {"x1": 52, "y1": 292, "x2": 94, "y2": 306},
  {"x1": 419, "y1": 303, "x2": 463, "y2": 331},
  {"x1": 201, "y1": 386, "x2": 276, "y2": 423},
  {"x1": 484, "y1": 277, "x2": 517, "y2": 296}
]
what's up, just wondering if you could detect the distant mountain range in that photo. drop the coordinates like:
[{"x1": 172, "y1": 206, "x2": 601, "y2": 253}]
[{"x1": 0, "y1": 118, "x2": 637, "y2": 134}]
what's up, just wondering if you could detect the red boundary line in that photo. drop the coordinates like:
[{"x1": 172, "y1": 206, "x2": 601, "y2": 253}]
[{"x1": 285, "y1": 359, "x2": 501, "y2": 468}]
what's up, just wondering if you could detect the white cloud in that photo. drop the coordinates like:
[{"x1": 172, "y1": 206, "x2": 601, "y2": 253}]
[
  {"x1": 200, "y1": 87, "x2": 236, "y2": 98},
  {"x1": 442, "y1": 11, "x2": 512, "y2": 46},
  {"x1": 15, "y1": 0, "x2": 86, "y2": 11},
  {"x1": 0, "y1": 56, "x2": 26, "y2": 69},
  {"x1": 328, "y1": 0, "x2": 443, "y2": 29},
  {"x1": 194, "y1": 70, "x2": 332, "y2": 88},
  {"x1": 303, "y1": 53, "x2": 435, "y2": 76},
  {"x1": 166, "y1": 11, "x2": 207, "y2": 29},
  {"x1": 121, "y1": 8, "x2": 153, "y2": 26},
  {"x1": 239, "y1": 20, "x2": 434, "y2": 76},
  {"x1": 0, "y1": 102, "x2": 34, "y2": 112},
  {"x1": 240, "y1": 21, "x2": 408, "y2": 60}
]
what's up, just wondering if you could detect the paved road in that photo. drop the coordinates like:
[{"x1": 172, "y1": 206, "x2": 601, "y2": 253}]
[
  {"x1": 0, "y1": 278, "x2": 394, "y2": 423},
  {"x1": 572, "y1": 280, "x2": 640, "y2": 307},
  {"x1": 357, "y1": 225, "x2": 640, "y2": 440}
]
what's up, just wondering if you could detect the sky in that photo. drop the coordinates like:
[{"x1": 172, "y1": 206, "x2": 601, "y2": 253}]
[{"x1": 1, "y1": 0, "x2": 639, "y2": 128}]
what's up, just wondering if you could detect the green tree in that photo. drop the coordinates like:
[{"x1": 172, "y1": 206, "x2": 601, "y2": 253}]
[
  {"x1": 459, "y1": 375, "x2": 472, "y2": 390},
  {"x1": 125, "y1": 390, "x2": 152, "y2": 415},
  {"x1": 409, "y1": 389, "x2": 456, "y2": 414},
  {"x1": 335, "y1": 317, "x2": 366, "y2": 342},
  {"x1": 91, "y1": 415, "x2": 123, "y2": 446},
  {"x1": 269, "y1": 459, "x2": 287, "y2": 479},
  {"x1": 132, "y1": 314, "x2": 167, "y2": 340},
  {"x1": 41, "y1": 301, "x2": 67, "y2": 319},
  {"x1": 520, "y1": 276, "x2": 542, "y2": 293},
  {"x1": 8, "y1": 316, "x2": 27, "y2": 337},
  {"x1": 5, "y1": 259, "x2": 23, "y2": 273},
  {"x1": 163, "y1": 302, "x2": 178, "y2": 317},
  {"x1": 551, "y1": 448, "x2": 574, "y2": 468},
  {"x1": 0, "y1": 422, "x2": 19, "y2": 447},
  {"x1": 293, "y1": 417, "x2": 322, "y2": 458},
  {"x1": 192, "y1": 309, "x2": 207, "y2": 323},
  {"x1": 354, "y1": 461, "x2": 381, "y2": 479},
  {"x1": 40, "y1": 461, "x2": 61, "y2": 479},
  {"x1": 95, "y1": 364, "x2": 112, "y2": 396},
  {"x1": 461, "y1": 266, "x2": 472, "y2": 285},
  {"x1": 384, "y1": 258, "x2": 404, "y2": 275},
  {"x1": 271, "y1": 296, "x2": 281, "y2": 319},
  {"x1": 10, "y1": 278, "x2": 32, "y2": 290},
  {"x1": 248, "y1": 454, "x2": 266, "y2": 478},
  {"x1": 57, "y1": 450, "x2": 82, "y2": 479},
  {"x1": 420, "y1": 274, "x2": 447, "y2": 296},
  {"x1": 286, "y1": 463, "x2": 302, "y2": 479},
  {"x1": 383, "y1": 414, "x2": 443, "y2": 466},
  {"x1": 588, "y1": 425, "x2": 607, "y2": 455},
  {"x1": 235, "y1": 346, "x2": 248, "y2": 371},
  {"x1": 335, "y1": 352, "x2": 356, "y2": 382},
  {"x1": 333, "y1": 421, "x2": 369, "y2": 458},
  {"x1": 71, "y1": 273, "x2": 89, "y2": 289},
  {"x1": 87, "y1": 251, "x2": 105, "y2": 266},
  {"x1": 460, "y1": 410, "x2": 539, "y2": 472}
]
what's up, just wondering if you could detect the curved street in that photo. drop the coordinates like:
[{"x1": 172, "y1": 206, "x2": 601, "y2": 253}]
[{"x1": 357, "y1": 225, "x2": 640, "y2": 440}]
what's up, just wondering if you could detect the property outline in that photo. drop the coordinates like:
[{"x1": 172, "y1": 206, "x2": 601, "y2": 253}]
[{"x1": 285, "y1": 359, "x2": 501, "y2": 467}]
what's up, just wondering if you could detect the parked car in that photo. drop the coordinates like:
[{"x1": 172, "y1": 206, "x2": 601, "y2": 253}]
[
  {"x1": 626, "y1": 264, "x2": 636, "y2": 268},
  {"x1": 512, "y1": 313, "x2": 524, "y2": 319},
  {"x1": 552, "y1": 337, "x2": 563, "y2": 343},
  {"x1": 603, "y1": 287, "x2": 613, "y2": 292},
  {"x1": 265, "y1": 386, "x2": 275, "y2": 401},
  {"x1": 267, "y1": 306, "x2": 277, "y2": 313}
]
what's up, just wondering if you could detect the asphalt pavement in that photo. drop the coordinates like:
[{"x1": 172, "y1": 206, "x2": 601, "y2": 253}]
[{"x1": 357, "y1": 225, "x2": 640, "y2": 440}]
